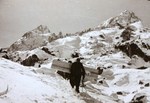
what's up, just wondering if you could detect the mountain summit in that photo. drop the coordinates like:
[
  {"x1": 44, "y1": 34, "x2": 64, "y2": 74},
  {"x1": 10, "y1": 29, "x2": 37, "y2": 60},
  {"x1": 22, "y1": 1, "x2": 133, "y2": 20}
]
[
  {"x1": 8, "y1": 25, "x2": 51, "y2": 51},
  {"x1": 22, "y1": 25, "x2": 51, "y2": 38},
  {"x1": 100, "y1": 10, "x2": 141, "y2": 28}
]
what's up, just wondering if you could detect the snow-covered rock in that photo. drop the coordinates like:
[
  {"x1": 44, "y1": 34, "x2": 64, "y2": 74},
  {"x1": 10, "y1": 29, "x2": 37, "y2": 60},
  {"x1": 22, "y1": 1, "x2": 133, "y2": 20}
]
[{"x1": 130, "y1": 93, "x2": 147, "y2": 103}]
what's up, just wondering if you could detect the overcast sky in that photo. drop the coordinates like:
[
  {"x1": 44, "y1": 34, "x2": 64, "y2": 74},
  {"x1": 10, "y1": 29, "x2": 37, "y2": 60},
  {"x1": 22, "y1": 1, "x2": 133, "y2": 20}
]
[{"x1": 0, "y1": 0, "x2": 150, "y2": 48}]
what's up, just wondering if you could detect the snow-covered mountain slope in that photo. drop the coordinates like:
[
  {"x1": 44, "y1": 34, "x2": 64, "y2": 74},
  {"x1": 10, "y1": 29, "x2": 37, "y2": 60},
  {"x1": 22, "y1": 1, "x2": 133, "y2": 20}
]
[
  {"x1": 0, "y1": 58, "x2": 85, "y2": 103},
  {"x1": 99, "y1": 10, "x2": 141, "y2": 29},
  {"x1": 94, "y1": 65, "x2": 150, "y2": 103},
  {"x1": 1, "y1": 10, "x2": 150, "y2": 103},
  {"x1": 6, "y1": 11, "x2": 150, "y2": 64},
  {"x1": 8, "y1": 25, "x2": 73, "y2": 52},
  {"x1": 1, "y1": 54, "x2": 150, "y2": 103},
  {"x1": 8, "y1": 25, "x2": 51, "y2": 51},
  {"x1": 2, "y1": 10, "x2": 149, "y2": 70}
]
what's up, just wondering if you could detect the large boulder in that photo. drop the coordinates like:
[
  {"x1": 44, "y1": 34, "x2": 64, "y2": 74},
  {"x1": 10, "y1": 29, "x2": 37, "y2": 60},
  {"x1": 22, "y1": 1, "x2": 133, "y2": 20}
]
[
  {"x1": 130, "y1": 93, "x2": 147, "y2": 103},
  {"x1": 115, "y1": 43, "x2": 150, "y2": 62},
  {"x1": 21, "y1": 54, "x2": 39, "y2": 66}
]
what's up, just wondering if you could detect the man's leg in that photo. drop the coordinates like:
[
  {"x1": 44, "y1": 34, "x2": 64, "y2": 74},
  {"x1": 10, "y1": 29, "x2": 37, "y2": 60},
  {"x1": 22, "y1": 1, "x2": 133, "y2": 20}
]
[
  {"x1": 75, "y1": 76, "x2": 81, "y2": 93},
  {"x1": 70, "y1": 76, "x2": 75, "y2": 88}
]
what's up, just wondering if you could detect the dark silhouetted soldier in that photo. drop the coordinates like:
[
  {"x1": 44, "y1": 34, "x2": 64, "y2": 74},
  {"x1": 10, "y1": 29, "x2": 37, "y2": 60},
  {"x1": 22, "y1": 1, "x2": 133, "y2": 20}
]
[{"x1": 70, "y1": 58, "x2": 85, "y2": 93}]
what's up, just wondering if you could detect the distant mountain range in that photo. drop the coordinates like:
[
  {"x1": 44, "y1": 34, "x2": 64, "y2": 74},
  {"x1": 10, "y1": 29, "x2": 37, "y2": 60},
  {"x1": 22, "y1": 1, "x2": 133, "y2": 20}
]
[{"x1": 1, "y1": 10, "x2": 148, "y2": 66}]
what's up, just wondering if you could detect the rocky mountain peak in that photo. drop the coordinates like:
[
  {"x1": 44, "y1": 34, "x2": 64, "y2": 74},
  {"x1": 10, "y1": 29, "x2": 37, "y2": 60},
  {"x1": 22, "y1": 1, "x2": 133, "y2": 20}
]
[
  {"x1": 22, "y1": 25, "x2": 50, "y2": 38},
  {"x1": 119, "y1": 10, "x2": 140, "y2": 22},
  {"x1": 100, "y1": 10, "x2": 141, "y2": 29},
  {"x1": 36, "y1": 25, "x2": 50, "y2": 34},
  {"x1": 8, "y1": 25, "x2": 51, "y2": 51}
]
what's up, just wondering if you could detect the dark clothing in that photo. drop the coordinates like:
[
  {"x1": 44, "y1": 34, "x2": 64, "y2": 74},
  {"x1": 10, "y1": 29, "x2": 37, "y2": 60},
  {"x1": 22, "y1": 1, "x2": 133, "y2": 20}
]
[
  {"x1": 74, "y1": 75, "x2": 81, "y2": 93},
  {"x1": 70, "y1": 62, "x2": 85, "y2": 77},
  {"x1": 70, "y1": 61, "x2": 85, "y2": 93},
  {"x1": 70, "y1": 76, "x2": 75, "y2": 88}
]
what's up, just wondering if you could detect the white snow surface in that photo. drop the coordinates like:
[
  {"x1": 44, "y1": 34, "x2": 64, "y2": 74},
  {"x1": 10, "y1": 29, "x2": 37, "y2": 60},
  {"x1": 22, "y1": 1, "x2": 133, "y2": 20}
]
[
  {"x1": 0, "y1": 58, "x2": 85, "y2": 103},
  {"x1": 1, "y1": 52, "x2": 150, "y2": 103}
]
